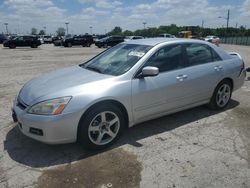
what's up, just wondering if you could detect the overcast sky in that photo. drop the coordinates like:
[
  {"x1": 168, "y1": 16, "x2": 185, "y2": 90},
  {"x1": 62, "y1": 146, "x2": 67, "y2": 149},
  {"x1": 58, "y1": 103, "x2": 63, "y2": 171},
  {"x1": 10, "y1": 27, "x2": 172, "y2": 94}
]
[{"x1": 0, "y1": 0, "x2": 249, "y2": 35}]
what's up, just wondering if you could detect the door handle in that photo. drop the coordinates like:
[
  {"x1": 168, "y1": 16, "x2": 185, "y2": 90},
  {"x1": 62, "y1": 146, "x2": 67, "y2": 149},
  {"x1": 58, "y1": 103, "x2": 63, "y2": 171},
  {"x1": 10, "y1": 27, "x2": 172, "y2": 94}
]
[
  {"x1": 176, "y1": 75, "x2": 188, "y2": 81},
  {"x1": 214, "y1": 66, "x2": 223, "y2": 71}
]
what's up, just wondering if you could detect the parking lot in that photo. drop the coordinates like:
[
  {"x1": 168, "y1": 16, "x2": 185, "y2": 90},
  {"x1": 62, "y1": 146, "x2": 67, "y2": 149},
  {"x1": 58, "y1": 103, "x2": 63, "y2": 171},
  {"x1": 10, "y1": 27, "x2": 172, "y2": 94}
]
[{"x1": 0, "y1": 44, "x2": 250, "y2": 188}]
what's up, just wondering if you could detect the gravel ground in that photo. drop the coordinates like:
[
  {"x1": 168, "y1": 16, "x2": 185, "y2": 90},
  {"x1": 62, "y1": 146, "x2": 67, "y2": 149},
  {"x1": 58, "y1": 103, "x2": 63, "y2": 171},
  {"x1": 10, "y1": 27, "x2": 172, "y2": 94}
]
[{"x1": 0, "y1": 44, "x2": 249, "y2": 188}]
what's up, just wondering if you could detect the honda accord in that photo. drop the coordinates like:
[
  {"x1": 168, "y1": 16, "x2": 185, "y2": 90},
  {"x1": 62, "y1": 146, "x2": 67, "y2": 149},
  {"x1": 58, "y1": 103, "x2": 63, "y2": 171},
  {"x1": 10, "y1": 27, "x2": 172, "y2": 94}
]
[{"x1": 12, "y1": 38, "x2": 246, "y2": 150}]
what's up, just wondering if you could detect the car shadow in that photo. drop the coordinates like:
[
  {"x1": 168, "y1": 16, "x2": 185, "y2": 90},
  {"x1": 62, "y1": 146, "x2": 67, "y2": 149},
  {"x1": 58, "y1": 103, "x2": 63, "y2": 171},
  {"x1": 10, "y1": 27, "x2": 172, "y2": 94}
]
[
  {"x1": 1, "y1": 47, "x2": 41, "y2": 51},
  {"x1": 4, "y1": 100, "x2": 239, "y2": 168},
  {"x1": 59, "y1": 46, "x2": 89, "y2": 49}
]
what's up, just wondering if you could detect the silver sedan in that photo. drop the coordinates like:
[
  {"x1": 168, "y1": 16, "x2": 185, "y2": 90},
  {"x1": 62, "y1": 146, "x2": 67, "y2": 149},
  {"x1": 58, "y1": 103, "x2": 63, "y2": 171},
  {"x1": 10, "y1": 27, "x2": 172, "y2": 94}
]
[{"x1": 12, "y1": 38, "x2": 246, "y2": 150}]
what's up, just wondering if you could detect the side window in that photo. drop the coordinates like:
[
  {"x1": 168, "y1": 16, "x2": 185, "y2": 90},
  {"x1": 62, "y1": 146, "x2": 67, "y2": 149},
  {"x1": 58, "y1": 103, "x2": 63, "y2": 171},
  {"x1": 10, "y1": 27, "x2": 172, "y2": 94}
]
[
  {"x1": 17, "y1": 37, "x2": 23, "y2": 41},
  {"x1": 211, "y1": 48, "x2": 222, "y2": 61},
  {"x1": 144, "y1": 44, "x2": 184, "y2": 73},
  {"x1": 24, "y1": 36, "x2": 31, "y2": 40},
  {"x1": 185, "y1": 43, "x2": 213, "y2": 66}
]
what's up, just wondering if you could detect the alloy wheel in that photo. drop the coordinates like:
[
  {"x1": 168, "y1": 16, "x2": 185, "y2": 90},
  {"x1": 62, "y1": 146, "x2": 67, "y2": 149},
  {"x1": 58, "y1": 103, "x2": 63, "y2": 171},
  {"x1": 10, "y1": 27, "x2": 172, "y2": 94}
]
[
  {"x1": 88, "y1": 111, "x2": 120, "y2": 145},
  {"x1": 216, "y1": 84, "x2": 231, "y2": 107}
]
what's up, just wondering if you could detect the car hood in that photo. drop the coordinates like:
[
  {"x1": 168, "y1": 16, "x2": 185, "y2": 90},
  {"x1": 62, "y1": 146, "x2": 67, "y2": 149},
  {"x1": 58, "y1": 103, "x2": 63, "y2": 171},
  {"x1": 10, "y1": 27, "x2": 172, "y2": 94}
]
[{"x1": 19, "y1": 65, "x2": 113, "y2": 105}]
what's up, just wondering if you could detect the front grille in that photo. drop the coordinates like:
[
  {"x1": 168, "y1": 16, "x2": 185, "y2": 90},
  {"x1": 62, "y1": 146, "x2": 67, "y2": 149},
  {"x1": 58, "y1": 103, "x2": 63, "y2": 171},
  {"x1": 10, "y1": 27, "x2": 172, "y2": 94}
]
[{"x1": 17, "y1": 97, "x2": 28, "y2": 110}]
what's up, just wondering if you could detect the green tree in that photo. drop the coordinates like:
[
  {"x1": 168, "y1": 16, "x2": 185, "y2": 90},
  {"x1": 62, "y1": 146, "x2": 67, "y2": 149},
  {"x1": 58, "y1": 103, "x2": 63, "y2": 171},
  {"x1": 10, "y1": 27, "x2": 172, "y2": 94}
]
[
  {"x1": 108, "y1": 26, "x2": 122, "y2": 35},
  {"x1": 123, "y1": 30, "x2": 133, "y2": 36},
  {"x1": 56, "y1": 27, "x2": 66, "y2": 36},
  {"x1": 38, "y1": 30, "x2": 45, "y2": 35},
  {"x1": 31, "y1": 28, "x2": 37, "y2": 35}
]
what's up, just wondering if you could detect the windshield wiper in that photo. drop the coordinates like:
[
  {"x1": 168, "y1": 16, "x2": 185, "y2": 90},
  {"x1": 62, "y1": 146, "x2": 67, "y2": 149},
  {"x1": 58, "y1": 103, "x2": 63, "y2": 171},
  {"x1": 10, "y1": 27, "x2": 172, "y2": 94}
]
[{"x1": 85, "y1": 66, "x2": 103, "y2": 73}]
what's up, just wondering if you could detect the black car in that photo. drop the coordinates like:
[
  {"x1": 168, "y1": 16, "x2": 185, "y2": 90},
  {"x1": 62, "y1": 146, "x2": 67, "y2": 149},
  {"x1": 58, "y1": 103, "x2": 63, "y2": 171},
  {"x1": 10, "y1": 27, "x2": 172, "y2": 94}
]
[
  {"x1": 3, "y1": 35, "x2": 41, "y2": 48},
  {"x1": 62, "y1": 35, "x2": 94, "y2": 47},
  {"x1": 0, "y1": 34, "x2": 7, "y2": 44},
  {"x1": 53, "y1": 36, "x2": 63, "y2": 46},
  {"x1": 95, "y1": 35, "x2": 124, "y2": 48}
]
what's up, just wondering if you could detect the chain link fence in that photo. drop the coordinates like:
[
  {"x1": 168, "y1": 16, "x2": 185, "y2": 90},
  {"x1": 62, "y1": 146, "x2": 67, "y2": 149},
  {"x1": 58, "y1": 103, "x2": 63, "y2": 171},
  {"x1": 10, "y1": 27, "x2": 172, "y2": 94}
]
[{"x1": 220, "y1": 36, "x2": 250, "y2": 45}]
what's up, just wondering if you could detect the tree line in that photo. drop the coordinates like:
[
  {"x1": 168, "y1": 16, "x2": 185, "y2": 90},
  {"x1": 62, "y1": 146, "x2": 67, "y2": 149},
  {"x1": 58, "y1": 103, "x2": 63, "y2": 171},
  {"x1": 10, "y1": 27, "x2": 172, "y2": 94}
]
[
  {"x1": 29, "y1": 24, "x2": 250, "y2": 37},
  {"x1": 107, "y1": 24, "x2": 250, "y2": 37}
]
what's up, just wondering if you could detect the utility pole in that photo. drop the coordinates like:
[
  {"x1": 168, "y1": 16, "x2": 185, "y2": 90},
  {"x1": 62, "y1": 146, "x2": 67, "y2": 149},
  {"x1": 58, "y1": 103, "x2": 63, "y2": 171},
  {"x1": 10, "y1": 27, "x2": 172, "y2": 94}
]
[
  {"x1": 143, "y1": 22, "x2": 146, "y2": 30},
  {"x1": 201, "y1": 20, "x2": 204, "y2": 28},
  {"x1": 4, "y1": 23, "x2": 8, "y2": 34},
  {"x1": 43, "y1": 26, "x2": 46, "y2": 34},
  {"x1": 65, "y1": 22, "x2": 69, "y2": 35},
  {"x1": 89, "y1": 26, "x2": 92, "y2": 35},
  {"x1": 226, "y1": 9, "x2": 230, "y2": 29}
]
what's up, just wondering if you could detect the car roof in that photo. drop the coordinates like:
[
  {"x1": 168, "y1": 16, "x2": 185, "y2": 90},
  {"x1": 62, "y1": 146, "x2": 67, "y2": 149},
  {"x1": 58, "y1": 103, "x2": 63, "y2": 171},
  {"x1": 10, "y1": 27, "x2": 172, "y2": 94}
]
[{"x1": 124, "y1": 37, "x2": 207, "y2": 46}]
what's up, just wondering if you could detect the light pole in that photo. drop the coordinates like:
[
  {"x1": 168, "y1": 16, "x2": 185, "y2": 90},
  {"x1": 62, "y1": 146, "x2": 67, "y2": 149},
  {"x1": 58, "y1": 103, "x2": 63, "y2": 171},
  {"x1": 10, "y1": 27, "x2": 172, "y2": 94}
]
[
  {"x1": 143, "y1": 22, "x2": 147, "y2": 30},
  {"x1": 201, "y1": 20, "x2": 204, "y2": 28},
  {"x1": 4, "y1": 23, "x2": 8, "y2": 34},
  {"x1": 43, "y1": 26, "x2": 46, "y2": 34},
  {"x1": 218, "y1": 9, "x2": 230, "y2": 30},
  {"x1": 65, "y1": 22, "x2": 69, "y2": 35},
  {"x1": 89, "y1": 26, "x2": 92, "y2": 35}
]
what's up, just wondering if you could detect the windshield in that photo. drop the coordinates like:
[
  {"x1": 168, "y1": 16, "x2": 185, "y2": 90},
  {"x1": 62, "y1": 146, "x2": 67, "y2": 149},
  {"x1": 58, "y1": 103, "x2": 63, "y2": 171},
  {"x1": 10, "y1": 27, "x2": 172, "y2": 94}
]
[{"x1": 81, "y1": 43, "x2": 152, "y2": 76}]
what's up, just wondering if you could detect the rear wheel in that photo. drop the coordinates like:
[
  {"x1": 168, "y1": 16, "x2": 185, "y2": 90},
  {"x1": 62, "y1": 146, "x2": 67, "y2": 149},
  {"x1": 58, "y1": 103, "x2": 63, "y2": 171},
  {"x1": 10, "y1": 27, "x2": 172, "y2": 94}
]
[
  {"x1": 31, "y1": 44, "x2": 37, "y2": 48},
  {"x1": 208, "y1": 80, "x2": 232, "y2": 110},
  {"x1": 78, "y1": 104, "x2": 125, "y2": 150},
  {"x1": 9, "y1": 43, "x2": 16, "y2": 49},
  {"x1": 67, "y1": 42, "x2": 72, "y2": 47}
]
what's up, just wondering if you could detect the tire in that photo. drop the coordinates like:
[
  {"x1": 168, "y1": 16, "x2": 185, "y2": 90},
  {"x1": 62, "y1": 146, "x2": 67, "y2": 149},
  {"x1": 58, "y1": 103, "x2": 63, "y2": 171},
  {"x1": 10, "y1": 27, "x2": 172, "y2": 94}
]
[
  {"x1": 9, "y1": 43, "x2": 16, "y2": 49},
  {"x1": 87, "y1": 43, "x2": 91, "y2": 47},
  {"x1": 208, "y1": 80, "x2": 232, "y2": 110},
  {"x1": 31, "y1": 44, "x2": 37, "y2": 48},
  {"x1": 104, "y1": 43, "x2": 108, "y2": 48},
  {"x1": 78, "y1": 104, "x2": 125, "y2": 150},
  {"x1": 67, "y1": 42, "x2": 72, "y2": 47}
]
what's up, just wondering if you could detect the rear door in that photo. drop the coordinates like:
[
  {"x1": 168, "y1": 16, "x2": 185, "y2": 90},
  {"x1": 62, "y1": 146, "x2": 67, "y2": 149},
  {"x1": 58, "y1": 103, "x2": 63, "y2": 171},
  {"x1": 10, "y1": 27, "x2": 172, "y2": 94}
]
[
  {"x1": 23, "y1": 36, "x2": 32, "y2": 46},
  {"x1": 180, "y1": 43, "x2": 224, "y2": 103}
]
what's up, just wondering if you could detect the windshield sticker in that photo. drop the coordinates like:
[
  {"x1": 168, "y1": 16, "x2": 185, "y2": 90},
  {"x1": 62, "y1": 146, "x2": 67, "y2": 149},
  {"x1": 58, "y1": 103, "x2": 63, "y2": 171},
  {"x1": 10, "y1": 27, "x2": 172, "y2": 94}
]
[{"x1": 128, "y1": 51, "x2": 145, "y2": 57}]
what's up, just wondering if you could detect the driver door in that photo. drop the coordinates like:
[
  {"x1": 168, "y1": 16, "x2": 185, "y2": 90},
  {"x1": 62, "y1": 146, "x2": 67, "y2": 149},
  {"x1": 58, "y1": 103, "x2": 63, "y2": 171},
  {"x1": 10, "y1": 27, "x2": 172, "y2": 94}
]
[{"x1": 131, "y1": 44, "x2": 188, "y2": 121}]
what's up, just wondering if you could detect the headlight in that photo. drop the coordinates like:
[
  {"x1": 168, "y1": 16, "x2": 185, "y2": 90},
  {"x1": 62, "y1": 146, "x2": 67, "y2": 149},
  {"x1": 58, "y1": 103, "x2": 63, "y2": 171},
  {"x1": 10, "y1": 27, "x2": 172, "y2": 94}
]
[{"x1": 27, "y1": 97, "x2": 71, "y2": 115}]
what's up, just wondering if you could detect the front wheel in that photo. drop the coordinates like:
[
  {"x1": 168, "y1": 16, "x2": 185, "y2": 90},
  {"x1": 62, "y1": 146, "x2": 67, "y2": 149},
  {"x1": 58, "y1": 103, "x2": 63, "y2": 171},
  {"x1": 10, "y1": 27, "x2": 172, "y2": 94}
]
[
  {"x1": 208, "y1": 80, "x2": 232, "y2": 110},
  {"x1": 78, "y1": 104, "x2": 125, "y2": 150}
]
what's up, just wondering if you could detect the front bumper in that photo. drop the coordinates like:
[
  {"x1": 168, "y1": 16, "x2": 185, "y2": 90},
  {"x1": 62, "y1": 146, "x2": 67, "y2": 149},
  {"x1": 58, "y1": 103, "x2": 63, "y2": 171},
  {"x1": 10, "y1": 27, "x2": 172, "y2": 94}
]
[{"x1": 12, "y1": 100, "x2": 82, "y2": 144}]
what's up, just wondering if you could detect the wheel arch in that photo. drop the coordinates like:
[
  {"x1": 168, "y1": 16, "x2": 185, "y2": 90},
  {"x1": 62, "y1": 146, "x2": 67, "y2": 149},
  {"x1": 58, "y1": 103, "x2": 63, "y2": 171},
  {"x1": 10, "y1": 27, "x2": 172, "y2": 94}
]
[
  {"x1": 220, "y1": 77, "x2": 234, "y2": 90},
  {"x1": 77, "y1": 99, "x2": 129, "y2": 140}
]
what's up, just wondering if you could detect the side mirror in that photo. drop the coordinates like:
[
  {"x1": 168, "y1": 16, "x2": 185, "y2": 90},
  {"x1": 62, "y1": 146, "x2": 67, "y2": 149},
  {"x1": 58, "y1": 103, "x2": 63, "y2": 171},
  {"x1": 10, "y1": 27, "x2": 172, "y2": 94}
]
[{"x1": 139, "y1": 66, "x2": 159, "y2": 78}]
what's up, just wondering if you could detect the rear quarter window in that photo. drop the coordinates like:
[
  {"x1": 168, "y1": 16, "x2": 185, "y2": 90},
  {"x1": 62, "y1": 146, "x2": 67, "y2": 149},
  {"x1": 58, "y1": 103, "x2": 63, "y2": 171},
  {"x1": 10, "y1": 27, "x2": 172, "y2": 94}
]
[{"x1": 185, "y1": 43, "x2": 217, "y2": 66}]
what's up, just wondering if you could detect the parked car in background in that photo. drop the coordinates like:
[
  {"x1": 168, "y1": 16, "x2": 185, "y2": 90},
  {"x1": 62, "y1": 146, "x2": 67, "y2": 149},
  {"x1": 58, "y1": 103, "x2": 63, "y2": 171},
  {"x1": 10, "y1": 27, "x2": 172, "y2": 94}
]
[
  {"x1": 205, "y1": 36, "x2": 220, "y2": 46},
  {"x1": 52, "y1": 36, "x2": 63, "y2": 46},
  {"x1": 62, "y1": 35, "x2": 94, "y2": 47},
  {"x1": 158, "y1": 33, "x2": 175, "y2": 38},
  {"x1": 3, "y1": 35, "x2": 41, "y2": 48},
  {"x1": 95, "y1": 35, "x2": 124, "y2": 48},
  {"x1": 12, "y1": 38, "x2": 246, "y2": 150},
  {"x1": 38, "y1": 36, "x2": 44, "y2": 44},
  {"x1": 124, "y1": 36, "x2": 144, "y2": 41},
  {"x1": 53, "y1": 36, "x2": 63, "y2": 46},
  {"x1": 93, "y1": 34, "x2": 107, "y2": 44},
  {"x1": 43, "y1": 35, "x2": 53, "y2": 44},
  {"x1": 0, "y1": 34, "x2": 7, "y2": 44}
]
